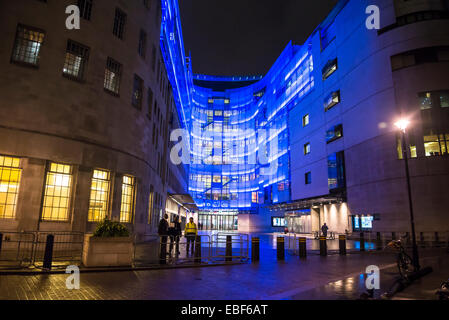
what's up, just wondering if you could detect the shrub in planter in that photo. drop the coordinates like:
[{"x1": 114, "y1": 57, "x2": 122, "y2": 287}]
[
  {"x1": 82, "y1": 219, "x2": 133, "y2": 267},
  {"x1": 93, "y1": 219, "x2": 130, "y2": 238}
]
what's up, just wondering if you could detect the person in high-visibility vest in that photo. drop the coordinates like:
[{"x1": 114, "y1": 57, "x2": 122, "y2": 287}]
[{"x1": 185, "y1": 217, "x2": 198, "y2": 256}]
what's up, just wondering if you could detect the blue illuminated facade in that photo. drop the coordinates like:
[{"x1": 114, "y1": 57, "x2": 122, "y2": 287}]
[
  {"x1": 189, "y1": 45, "x2": 314, "y2": 211},
  {"x1": 161, "y1": 0, "x2": 449, "y2": 234},
  {"x1": 161, "y1": 0, "x2": 315, "y2": 214}
]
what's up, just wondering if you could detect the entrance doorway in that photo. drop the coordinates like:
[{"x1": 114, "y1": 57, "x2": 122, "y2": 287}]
[{"x1": 198, "y1": 214, "x2": 238, "y2": 231}]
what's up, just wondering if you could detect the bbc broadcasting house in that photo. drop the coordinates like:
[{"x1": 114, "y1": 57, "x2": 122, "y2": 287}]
[{"x1": 0, "y1": 0, "x2": 448, "y2": 240}]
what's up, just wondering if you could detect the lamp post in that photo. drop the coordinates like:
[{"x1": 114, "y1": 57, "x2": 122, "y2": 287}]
[{"x1": 395, "y1": 119, "x2": 420, "y2": 271}]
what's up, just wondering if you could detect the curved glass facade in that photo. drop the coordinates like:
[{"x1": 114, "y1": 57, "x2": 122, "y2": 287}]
[
  {"x1": 189, "y1": 44, "x2": 315, "y2": 211},
  {"x1": 161, "y1": 0, "x2": 315, "y2": 213}
]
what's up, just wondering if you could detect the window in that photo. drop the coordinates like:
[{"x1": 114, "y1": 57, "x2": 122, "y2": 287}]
[
  {"x1": 305, "y1": 172, "x2": 312, "y2": 185},
  {"x1": 320, "y1": 21, "x2": 336, "y2": 51},
  {"x1": 11, "y1": 24, "x2": 45, "y2": 66},
  {"x1": 326, "y1": 124, "x2": 343, "y2": 143},
  {"x1": 304, "y1": 143, "x2": 311, "y2": 155},
  {"x1": 113, "y1": 8, "x2": 127, "y2": 39},
  {"x1": 147, "y1": 87, "x2": 154, "y2": 119},
  {"x1": 148, "y1": 185, "x2": 154, "y2": 225},
  {"x1": 419, "y1": 92, "x2": 432, "y2": 110},
  {"x1": 328, "y1": 151, "x2": 346, "y2": 190},
  {"x1": 424, "y1": 134, "x2": 448, "y2": 156},
  {"x1": 302, "y1": 114, "x2": 310, "y2": 127},
  {"x1": 0, "y1": 156, "x2": 22, "y2": 219},
  {"x1": 151, "y1": 44, "x2": 157, "y2": 72},
  {"x1": 88, "y1": 170, "x2": 111, "y2": 222},
  {"x1": 143, "y1": 0, "x2": 152, "y2": 10},
  {"x1": 324, "y1": 90, "x2": 341, "y2": 111},
  {"x1": 132, "y1": 75, "x2": 143, "y2": 109},
  {"x1": 322, "y1": 58, "x2": 338, "y2": 80},
  {"x1": 63, "y1": 40, "x2": 89, "y2": 80},
  {"x1": 440, "y1": 92, "x2": 449, "y2": 108},
  {"x1": 138, "y1": 29, "x2": 147, "y2": 58},
  {"x1": 78, "y1": 0, "x2": 93, "y2": 20},
  {"x1": 120, "y1": 175, "x2": 135, "y2": 223},
  {"x1": 41, "y1": 163, "x2": 73, "y2": 222},
  {"x1": 397, "y1": 133, "x2": 417, "y2": 159},
  {"x1": 104, "y1": 57, "x2": 122, "y2": 95}
]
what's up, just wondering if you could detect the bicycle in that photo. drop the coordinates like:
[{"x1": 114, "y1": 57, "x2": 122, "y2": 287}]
[{"x1": 386, "y1": 239, "x2": 414, "y2": 279}]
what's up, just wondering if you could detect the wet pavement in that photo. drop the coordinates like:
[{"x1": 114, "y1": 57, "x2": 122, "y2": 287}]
[
  {"x1": 1, "y1": 230, "x2": 447, "y2": 300},
  {"x1": 0, "y1": 251, "x2": 400, "y2": 300}
]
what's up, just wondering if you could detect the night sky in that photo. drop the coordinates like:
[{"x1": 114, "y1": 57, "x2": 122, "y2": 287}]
[{"x1": 179, "y1": 0, "x2": 339, "y2": 76}]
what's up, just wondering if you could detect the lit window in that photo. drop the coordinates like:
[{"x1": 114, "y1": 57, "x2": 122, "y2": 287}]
[
  {"x1": 326, "y1": 124, "x2": 343, "y2": 143},
  {"x1": 88, "y1": 170, "x2": 111, "y2": 222},
  {"x1": 0, "y1": 156, "x2": 22, "y2": 219},
  {"x1": 324, "y1": 90, "x2": 341, "y2": 111},
  {"x1": 104, "y1": 57, "x2": 122, "y2": 95},
  {"x1": 11, "y1": 24, "x2": 45, "y2": 66},
  {"x1": 63, "y1": 40, "x2": 90, "y2": 80},
  {"x1": 424, "y1": 135, "x2": 448, "y2": 156},
  {"x1": 303, "y1": 114, "x2": 310, "y2": 127},
  {"x1": 304, "y1": 143, "x2": 311, "y2": 155},
  {"x1": 322, "y1": 58, "x2": 338, "y2": 80},
  {"x1": 148, "y1": 185, "x2": 154, "y2": 225},
  {"x1": 120, "y1": 175, "x2": 136, "y2": 223},
  {"x1": 42, "y1": 163, "x2": 73, "y2": 222},
  {"x1": 419, "y1": 92, "x2": 432, "y2": 110}
]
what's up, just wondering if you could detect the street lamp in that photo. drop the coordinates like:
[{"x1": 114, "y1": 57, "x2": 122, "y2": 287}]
[{"x1": 394, "y1": 118, "x2": 420, "y2": 271}]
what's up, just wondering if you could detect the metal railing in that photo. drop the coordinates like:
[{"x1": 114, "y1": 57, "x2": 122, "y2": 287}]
[
  {"x1": 0, "y1": 231, "x2": 35, "y2": 269},
  {"x1": 133, "y1": 232, "x2": 249, "y2": 267},
  {"x1": 32, "y1": 232, "x2": 84, "y2": 269}
]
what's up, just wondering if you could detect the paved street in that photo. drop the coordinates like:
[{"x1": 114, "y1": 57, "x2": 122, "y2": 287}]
[{"x1": 0, "y1": 251, "x2": 431, "y2": 300}]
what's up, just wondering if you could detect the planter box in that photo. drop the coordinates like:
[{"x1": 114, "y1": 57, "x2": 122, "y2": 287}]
[{"x1": 82, "y1": 235, "x2": 134, "y2": 268}]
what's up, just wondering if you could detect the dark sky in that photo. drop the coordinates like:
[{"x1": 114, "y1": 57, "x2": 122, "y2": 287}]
[{"x1": 179, "y1": 0, "x2": 339, "y2": 76}]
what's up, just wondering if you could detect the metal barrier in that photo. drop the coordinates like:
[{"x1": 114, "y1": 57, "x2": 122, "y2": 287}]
[
  {"x1": 0, "y1": 231, "x2": 35, "y2": 269},
  {"x1": 32, "y1": 232, "x2": 84, "y2": 269},
  {"x1": 210, "y1": 233, "x2": 249, "y2": 262},
  {"x1": 133, "y1": 233, "x2": 249, "y2": 267}
]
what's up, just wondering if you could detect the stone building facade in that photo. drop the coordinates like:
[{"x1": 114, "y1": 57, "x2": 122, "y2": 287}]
[{"x1": 0, "y1": 0, "x2": 188, "y2": 237}]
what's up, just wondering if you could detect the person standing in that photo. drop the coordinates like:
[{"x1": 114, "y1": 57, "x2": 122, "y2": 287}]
[
  {"x1": 322, "y1": 223, "x2": 329, "y2": 238},
  {"x1": 168, "y1": 215, "x2": 182, "y2": 255},
  {"x1": 158, "y1": 214, "x2": 169, "y2": 263},
  {"x1": 185, "y1": 217, "x2": 198, "y2": 256}
]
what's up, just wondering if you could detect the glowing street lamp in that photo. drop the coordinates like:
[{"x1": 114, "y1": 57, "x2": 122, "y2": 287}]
[{"x1": 395, "y1": 118, "x2": 420, "y2": 271}]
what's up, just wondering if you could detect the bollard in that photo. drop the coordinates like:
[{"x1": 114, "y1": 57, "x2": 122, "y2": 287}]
[
  {"x1": 43, "y1": 234, "x2": 55, "y2": 270},
  {"x1": 320, "y1": 236, "x2": 327, "y2": 256},
  {"x1": 376, "y1": 232, "x2": 382, "y2": 251},
  {"x1": 277, "y1": 237, "x2": 285, "y2": 261},
  {"x1": 0, "y1": 233, "x2": 3, "y2": 255},
  {"x1": 194, "y1": 236, "x2": 202, "y2": 263},
  {"x1": 360, "y1": 232, "x2": 365, "y2": 252},
  {"x1": 298, "y1": 237, "x2": 307, "y2": 258},
  {"x1": 226, "y1": 235, "x2": 233, "y2": 262},
  {"x1": 159, "y1": 236, "x2": 167, "y2": 265},
  {"x1": 339, "y1": 235, "x2": 346, "y2": 255},
  {"x1": 251, "y1": 237, "x2": 260, "y2": 263}
]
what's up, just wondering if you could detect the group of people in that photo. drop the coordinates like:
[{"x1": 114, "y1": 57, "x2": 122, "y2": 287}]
[{"x1": 158, "y1": 214, "x2": 199, "y2": 256}]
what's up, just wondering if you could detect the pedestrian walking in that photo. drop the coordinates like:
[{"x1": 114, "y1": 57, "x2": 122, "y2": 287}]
[
  {"x1": 168, "y1": 215, "x2": 182, "y2": 255},
  {"x1": 185, "y1": 217, "x2": 198, "y2": 256}
]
